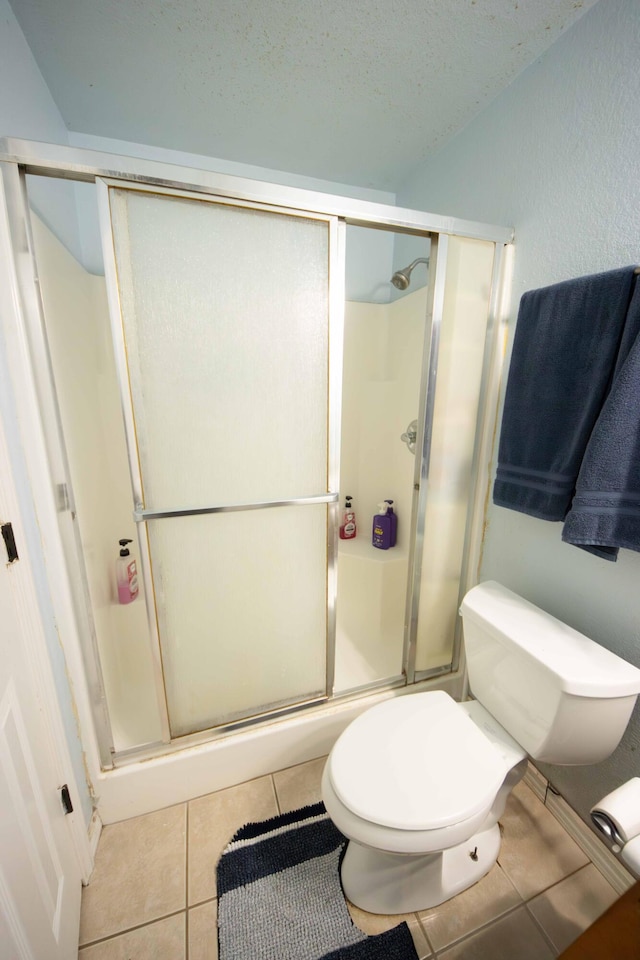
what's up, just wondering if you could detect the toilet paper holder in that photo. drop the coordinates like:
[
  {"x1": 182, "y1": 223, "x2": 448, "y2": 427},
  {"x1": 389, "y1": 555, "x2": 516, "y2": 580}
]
[
  {"x1": 591, "y1": 810, "x2": 625, "y2": 847},
  {"x1": 590, "y1": 777, "x2": 640, "y2": 875}
]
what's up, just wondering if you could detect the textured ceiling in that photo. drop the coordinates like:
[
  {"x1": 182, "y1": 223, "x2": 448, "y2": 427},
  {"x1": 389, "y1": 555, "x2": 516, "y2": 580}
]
[{"x1": 9, "y1": 0, "x2": 597, "y2": 190}]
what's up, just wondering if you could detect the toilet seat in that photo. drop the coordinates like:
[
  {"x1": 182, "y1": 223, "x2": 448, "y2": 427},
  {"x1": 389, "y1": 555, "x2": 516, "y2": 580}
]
[{"x1": 328, "y1": 691, "x2": 509, "y2": 832}]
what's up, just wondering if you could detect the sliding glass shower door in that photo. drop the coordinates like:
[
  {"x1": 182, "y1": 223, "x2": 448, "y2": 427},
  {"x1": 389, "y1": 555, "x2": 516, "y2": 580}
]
[{"x1": 98, "y1": 181, "x2": 342, "y2": 738}]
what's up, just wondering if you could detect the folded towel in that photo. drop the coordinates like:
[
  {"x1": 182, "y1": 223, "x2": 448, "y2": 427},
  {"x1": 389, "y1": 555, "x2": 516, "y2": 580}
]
[
  {"x1": 493, "y1": 267, "x2": 638, "y2": 520},
  {"x1": 562, "y1": 280, "x2": 640, "y2": 560}
]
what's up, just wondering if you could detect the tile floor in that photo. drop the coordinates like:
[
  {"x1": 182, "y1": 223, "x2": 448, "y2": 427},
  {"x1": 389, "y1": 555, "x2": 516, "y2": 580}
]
[{"x1": 78, "y1": 758, "x2": 620, "y2": 959}]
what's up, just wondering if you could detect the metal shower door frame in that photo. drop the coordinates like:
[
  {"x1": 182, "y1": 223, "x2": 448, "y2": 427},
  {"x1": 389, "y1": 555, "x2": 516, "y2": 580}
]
[{"x1": 403, "y1": 231, "x2": 449, "y2": 685}]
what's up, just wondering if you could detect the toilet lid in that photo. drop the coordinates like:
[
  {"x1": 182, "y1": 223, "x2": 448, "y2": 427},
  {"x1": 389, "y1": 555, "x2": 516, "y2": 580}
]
[{"x1": 328, "y1": 692, "x2": 508, "y2": 831}]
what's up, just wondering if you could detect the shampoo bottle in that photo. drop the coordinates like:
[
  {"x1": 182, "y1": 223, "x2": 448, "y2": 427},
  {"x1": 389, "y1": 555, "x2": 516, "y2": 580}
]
[
  {"x1": 116, "y1": 538, "x2": 139, "y2": 604},
  {"x1": 339, "y1": 496, "x2": 357, "y2": 540},
  {"x1": 372, "y1": 500, "x2": 397, "y2": 549}
]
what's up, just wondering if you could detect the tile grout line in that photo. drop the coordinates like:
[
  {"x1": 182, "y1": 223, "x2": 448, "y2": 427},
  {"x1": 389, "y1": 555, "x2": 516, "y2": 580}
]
[
  {"x1": 514, "y1": 861, "x2": 594, "y2": 904},
  {"x1": 523, "y1": 901, "x2": 560, "y2": 957},
  {"x1": 79, "y1": 908, "x2": 187, "y2": 951},
  {"x1": 495, "y1": 855, "x2": 526, "y2": 902},
  {"x1": 271, "y1": 773, "x2": 282, "y2": 815},
  {"x1": 415, "y1": 912, "x2": 437, "y2": 957},
  {"x1": 189, "y1": 894, "x2": 217, "y2": 909}
]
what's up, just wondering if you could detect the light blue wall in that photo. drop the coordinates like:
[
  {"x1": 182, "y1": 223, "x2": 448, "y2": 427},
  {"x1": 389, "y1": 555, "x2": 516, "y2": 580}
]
[
  {"x1": 397, "y1": 0, "x2": 640, "y2": 825},
  {"x1": 0, "y1": 0, "x2": 92, "y2": 826},
  {"x1": 0, "y1": 0, "x2": 82, "y2": 261}
]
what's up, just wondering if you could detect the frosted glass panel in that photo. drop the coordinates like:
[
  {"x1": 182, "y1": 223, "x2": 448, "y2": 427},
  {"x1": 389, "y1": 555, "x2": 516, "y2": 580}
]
[
  {"x1": 105, "y1": 186, "x2": 333, "y2": 735},
  {"x1": 149, "y1": 506, "x2": 328, "y2": 736},
  {"x1": 415, "y1": 237, "x2": 495, "y2": 673},
  {"x1": 109, "y1": 188, "x2": 329, "y2": 507}
]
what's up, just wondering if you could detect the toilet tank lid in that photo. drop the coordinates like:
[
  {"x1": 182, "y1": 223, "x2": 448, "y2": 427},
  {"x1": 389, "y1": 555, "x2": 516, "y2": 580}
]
[{"x1": 460, "y1": 581, "x2": 640, "y2": 698}]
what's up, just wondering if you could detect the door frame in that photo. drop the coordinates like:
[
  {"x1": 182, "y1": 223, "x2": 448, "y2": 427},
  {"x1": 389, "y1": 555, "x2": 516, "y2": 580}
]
[{"x1": 0, "y1": 136, "x2": 512, "y2": 777}]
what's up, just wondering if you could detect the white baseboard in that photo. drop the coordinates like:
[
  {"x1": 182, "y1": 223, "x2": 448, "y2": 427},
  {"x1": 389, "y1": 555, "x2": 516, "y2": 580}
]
[{"x1": 523, "y1": 764, "x2": 636, "y2": 896}]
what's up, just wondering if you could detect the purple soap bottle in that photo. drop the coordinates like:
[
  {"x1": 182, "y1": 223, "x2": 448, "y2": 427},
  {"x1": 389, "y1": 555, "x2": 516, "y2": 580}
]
[{"x1": 372, "y1": 500, "x2": 397, "y2": 549}]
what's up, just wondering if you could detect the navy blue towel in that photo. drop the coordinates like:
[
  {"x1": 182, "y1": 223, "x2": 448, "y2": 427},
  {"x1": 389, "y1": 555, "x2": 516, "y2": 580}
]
[
  {"x1": 562, "y1": 280, "x2": 640, "y2": 560},
  {"x1": 493, "y1": 267, "x2": 638, "y2": 521}
]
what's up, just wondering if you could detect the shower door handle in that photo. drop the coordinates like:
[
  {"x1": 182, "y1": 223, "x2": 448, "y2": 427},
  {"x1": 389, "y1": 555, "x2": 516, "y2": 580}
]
[{"x1": 133, "y1": 492, "x2": 340, "y2": 522}]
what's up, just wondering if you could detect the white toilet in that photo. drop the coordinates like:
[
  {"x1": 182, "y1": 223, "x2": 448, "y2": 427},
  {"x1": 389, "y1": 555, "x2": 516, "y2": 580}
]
[{"x1": 322, "y1": 580, "x2": 640, "y2": 914}]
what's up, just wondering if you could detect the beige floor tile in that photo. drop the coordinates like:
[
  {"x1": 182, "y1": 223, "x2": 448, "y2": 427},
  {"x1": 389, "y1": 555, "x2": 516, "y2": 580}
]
[
  {"x1": 79, "y1": 804, "x2": 187, "y2": 945},
  {"x1": 438, "y1": 905, "x2": 556, "y2": 959},
  {"x1": 188, "y1": 775, "x2": 278, "y2": 905},
  {"x1": 497, "y1": 782, "x2": 589, "y2": 899},
  {"x1": 527, "y1": 863, "x2": 619, "y2": 954},
  {"x1": 346, "y1": 904, "x2": 432, "y2": 958},
  {"x1": 347, "y1": 900, "x2": 415, "y2": 935},
  {"x1": 189, "y1": 899, "x2": 218, "y2": 960},
  {"x1": 272, "y1": 756, "x2": 327, "y2": 813},
  {"x1": 78, "y1": 913, "x2": 185, "y2": 959},
  {"x1": 418, "y1": 863, "x2": 522, "y2": 951}
]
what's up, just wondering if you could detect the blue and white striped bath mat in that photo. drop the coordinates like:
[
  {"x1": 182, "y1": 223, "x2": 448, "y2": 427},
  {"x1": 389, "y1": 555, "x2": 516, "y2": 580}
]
[{"x1": 217, "y1": 802, "x2": 418, "y2": 960}]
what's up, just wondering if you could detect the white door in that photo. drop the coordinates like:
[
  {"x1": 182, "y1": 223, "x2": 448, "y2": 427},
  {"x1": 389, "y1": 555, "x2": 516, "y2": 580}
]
[{"x1": 0, "y1": 417, "x2": 82, "y2": 958}]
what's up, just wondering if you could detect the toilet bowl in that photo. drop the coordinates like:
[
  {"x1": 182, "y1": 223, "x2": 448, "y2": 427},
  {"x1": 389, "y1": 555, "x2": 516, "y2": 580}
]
[
  {"x1": 322, "y1": 581, "x2": 640, "y2": 914},
  {"x1": 322, "y1": 691, "x2": 527, "y2": 913}
]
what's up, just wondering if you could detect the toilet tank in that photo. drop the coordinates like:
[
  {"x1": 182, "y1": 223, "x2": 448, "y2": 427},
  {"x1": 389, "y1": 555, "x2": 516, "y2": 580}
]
[{"x1": 460, "y1": 581, "x2": 640, "y2": 764}]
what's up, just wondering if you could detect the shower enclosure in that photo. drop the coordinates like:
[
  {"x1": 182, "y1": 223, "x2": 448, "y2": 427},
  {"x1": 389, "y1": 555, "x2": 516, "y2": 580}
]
[{"x1": 0, "y1": 138, "x2": 511, "y2": 817}]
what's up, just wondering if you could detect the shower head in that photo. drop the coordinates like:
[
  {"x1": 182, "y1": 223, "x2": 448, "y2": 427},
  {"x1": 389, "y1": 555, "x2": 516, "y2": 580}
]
[{"x1": 391, "y1": 257, "x2": 429, "y2": 290}]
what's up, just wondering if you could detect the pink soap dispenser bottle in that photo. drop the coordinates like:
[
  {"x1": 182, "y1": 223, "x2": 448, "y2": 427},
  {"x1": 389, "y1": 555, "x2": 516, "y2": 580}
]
[
  {"x1": 116, "y1": 538, "x2": 139, "y2": 604},
  {"x1": 339, "y1": 496, "x2": 357, "y2": 540}
]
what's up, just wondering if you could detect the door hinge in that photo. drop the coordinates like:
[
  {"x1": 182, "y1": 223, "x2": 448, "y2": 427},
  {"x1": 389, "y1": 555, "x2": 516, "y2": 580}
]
[
  {"x1": 60, "y1": 784, "x2": 74, "y2": 815},
  {"x1": 1, "y1": 522, "x2": 19, "y2": 564}
]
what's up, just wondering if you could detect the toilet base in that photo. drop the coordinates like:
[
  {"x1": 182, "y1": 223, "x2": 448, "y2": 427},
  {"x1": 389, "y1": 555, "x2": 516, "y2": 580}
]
[{"x1": 340, "y1": 822, "x2": 501, "y2": 915}]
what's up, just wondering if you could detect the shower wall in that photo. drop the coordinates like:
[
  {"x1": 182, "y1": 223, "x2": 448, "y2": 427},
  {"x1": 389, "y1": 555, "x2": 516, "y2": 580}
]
[
  {"x1": 336, "y1": 236, "x2": 497, "y2": 687},
  {"x1": 340, "y1": 288, "x2": 427, "y2": 543},
  {"x1": 335, "y1": 287, "x2": 427, "y2": 691},
  {"x1": 30, "y1": 215, "x2": 160, "y2": 751}
]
